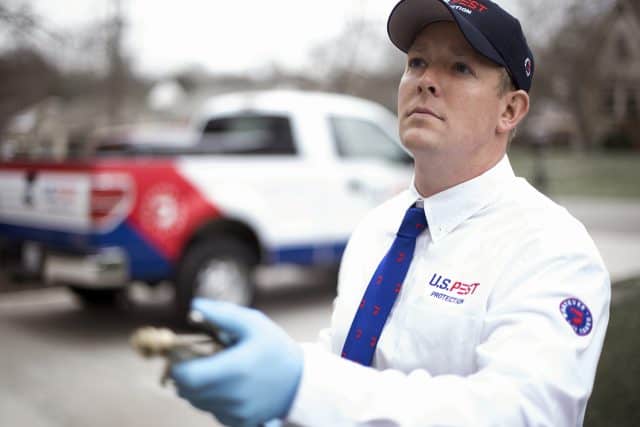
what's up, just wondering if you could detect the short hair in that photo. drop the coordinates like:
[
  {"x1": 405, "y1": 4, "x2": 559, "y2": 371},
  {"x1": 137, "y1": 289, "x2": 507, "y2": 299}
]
[
  {"x1": 497, "y1": 67, "x2": 516, "y2": 96},
  {"x1": 497, "y1": 68, "x2": 518, "y2": 143}
]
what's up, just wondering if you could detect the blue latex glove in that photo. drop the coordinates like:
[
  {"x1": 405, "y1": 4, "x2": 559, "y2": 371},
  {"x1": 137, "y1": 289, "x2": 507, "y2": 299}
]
[{"x1": 171, "y1": 298, "x2": 303, "y2": 427}]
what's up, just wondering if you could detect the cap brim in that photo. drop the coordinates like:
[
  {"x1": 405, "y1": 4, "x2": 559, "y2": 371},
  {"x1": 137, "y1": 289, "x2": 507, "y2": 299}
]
[{"x1": 387, "y1": 0, "x2": 506, "y2": 68}]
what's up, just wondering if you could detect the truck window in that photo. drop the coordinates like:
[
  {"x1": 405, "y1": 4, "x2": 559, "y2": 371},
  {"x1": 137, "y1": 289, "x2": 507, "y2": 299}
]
[
  {"x1": 201, "y1": 115, "x2": 296, "y2": 155},
  {"x1": 329, "y1": 116, "x2": 411, "y2": 163}
]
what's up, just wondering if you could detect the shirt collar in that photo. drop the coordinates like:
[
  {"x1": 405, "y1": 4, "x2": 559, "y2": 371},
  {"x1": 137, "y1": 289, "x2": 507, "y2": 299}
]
[{"x1": 407, "y1": 155, "x2": 516, "y2": 243}]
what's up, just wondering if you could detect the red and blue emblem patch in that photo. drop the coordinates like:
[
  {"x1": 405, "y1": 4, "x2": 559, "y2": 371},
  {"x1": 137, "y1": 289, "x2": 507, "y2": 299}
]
[{"x1": 559, "y1": 297, "x2": 593, "y2": 336}]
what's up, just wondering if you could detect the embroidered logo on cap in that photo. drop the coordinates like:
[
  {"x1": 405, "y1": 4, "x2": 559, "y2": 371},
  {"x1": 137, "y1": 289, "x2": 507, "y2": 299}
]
[
  {"x1": 559, "y1": 297, "x2": 593, "y2": 336},
  {"x1": 524, "y1": 57, "x2": 532, "y2": 77},
  {"x1": 445, "y1": 0, "x2": 489, "y2": 15}
]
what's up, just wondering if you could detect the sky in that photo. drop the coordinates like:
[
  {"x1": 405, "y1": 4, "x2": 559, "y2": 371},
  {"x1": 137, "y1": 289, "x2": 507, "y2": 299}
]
[{"x1": 16, "y1": 0, "x2": 524, "y2": 77}]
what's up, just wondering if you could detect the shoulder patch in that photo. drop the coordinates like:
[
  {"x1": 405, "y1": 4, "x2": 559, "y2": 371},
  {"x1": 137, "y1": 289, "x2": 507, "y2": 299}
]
[{"x1": 559, "y1": 297, "x2": 593, "y2": 336}]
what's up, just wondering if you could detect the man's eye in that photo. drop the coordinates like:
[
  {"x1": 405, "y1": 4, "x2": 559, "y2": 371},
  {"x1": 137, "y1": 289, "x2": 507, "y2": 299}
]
[
  {"x1": 408, "y1": 57, "x2": 426, "y2": 68},
  {"x1": 453, "y1": 62, "x2": 472, "y2": 75}
]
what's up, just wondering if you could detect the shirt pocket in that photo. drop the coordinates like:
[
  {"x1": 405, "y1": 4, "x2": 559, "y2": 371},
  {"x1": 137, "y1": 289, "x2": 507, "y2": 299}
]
[{"x1": 394, "y1": 296, "x2": 484, "y2": 376}]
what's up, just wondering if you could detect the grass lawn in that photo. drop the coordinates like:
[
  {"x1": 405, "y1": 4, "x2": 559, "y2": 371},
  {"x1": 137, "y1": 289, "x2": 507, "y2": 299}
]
[
  {"x1": 584, "y1": 277, "x2": 640, "y2": 426},
  {"x1": 508, "y1": 147, "x2": 640, "y2": 200}
]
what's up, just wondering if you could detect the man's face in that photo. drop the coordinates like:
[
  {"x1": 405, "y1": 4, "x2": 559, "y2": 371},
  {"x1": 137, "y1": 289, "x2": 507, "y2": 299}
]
[{"x1": 397, "y1": 21, "x2": 507, "y2": 162}]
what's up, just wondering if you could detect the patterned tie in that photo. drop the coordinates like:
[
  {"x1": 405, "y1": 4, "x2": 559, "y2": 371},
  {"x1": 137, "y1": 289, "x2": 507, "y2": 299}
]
[{"x1": 341, "y1": 204, "x2": 427, "y2": 366}]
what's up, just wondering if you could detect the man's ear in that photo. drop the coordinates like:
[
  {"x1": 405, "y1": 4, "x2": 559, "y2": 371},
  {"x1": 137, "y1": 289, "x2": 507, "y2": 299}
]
[{"x1": 497, "y1": 90, "x2": 530, "y2": 135}]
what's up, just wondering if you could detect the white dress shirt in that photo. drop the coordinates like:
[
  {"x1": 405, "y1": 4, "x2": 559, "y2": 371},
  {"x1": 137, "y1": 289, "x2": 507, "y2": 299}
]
[{"x1": 287, "y1": 155, "x2": 610, "y2": 427}]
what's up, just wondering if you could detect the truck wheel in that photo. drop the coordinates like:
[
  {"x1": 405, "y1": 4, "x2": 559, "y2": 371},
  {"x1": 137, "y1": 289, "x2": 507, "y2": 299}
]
[
  {"x1": 68, "y1": 286, "x2": 122, "y2": 306},
  {"x1": 176, "y1": 238, "x2": 256, "y2": 316}
]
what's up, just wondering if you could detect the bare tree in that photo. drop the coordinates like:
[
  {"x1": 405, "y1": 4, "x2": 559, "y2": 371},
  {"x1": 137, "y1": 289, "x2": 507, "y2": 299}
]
[
  {"x1": 306, "y1": 14, "x2": 404, "y2": 111},
  {"x1": 105, "y1": 0, "x2": 128, "y2": 125},
  {"x1": 529, "y1": 0, "x2": 618, "y2": 148},
  {"x1": 0, "y1": 3, "x2": 61, "y2": 130},
  {"x1": 0, "y1": 2, "x2": 64, "y2": 49}
]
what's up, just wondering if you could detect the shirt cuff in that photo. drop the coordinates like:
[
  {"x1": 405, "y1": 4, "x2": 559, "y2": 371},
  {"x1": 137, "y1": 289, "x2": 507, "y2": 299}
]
[{"x1": 287, "y1": 343, "x2": 351, "y2": 427}]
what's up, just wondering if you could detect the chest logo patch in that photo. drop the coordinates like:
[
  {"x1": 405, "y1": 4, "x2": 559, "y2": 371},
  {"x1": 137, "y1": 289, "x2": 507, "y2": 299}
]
[
  {"x1": 428, "y1": 273, "x2": 480, "y2": 305},
  {"x1": 559, "y1": 298, "x2": 593, "y2": 336}
]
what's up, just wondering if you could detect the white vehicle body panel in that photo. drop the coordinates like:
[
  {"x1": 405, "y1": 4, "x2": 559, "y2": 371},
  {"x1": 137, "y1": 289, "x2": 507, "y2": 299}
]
[{"x1": 0, "y1": 170, "x2": 91, "y2": 231}]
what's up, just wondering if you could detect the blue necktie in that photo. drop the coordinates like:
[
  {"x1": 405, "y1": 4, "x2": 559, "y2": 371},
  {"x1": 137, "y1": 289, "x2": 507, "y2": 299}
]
[{"x1": 341, "y1": 204, "x2": 427, "y2": 366}]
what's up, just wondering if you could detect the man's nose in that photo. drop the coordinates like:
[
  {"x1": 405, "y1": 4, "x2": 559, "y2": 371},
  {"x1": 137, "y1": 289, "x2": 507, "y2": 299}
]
[{"x1": 417, "y1": 68, "x2": 440, "y2": 97}]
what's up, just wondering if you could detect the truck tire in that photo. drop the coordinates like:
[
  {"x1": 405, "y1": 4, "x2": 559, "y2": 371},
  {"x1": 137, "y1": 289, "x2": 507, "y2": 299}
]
[
  {"x1": 68, "y1": 286, "x2": 122, "y2": 306},
  {"x1": 175, "y1": 237, "x2": 256, "y2": 317}
]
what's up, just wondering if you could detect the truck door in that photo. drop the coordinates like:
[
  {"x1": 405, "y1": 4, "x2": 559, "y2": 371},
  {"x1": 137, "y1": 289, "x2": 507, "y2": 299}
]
[
  {"x1": 326, "y1": 115, "x2": 413, "y2": 236},
  {"x1": 181, "y1": 114, "x2": 341, "y2": 265}
]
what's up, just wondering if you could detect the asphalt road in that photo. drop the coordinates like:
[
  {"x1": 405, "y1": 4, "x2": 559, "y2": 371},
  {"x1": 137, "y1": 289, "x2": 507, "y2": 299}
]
[
  {"x1": 557, "y1": 197, "x2": 640, "y2": 282},
  {"x1": 0, "y1": 270, "x2": 336, "y2": 427}
]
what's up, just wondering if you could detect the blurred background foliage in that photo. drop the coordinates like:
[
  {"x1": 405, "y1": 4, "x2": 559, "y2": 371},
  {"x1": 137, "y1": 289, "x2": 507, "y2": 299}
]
[{"x1": 585, "y1": 277, "x2": 640, "y2": 427}]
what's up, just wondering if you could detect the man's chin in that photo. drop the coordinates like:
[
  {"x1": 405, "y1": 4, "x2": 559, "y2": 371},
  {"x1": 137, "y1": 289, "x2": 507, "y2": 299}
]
[{"x1": 400, "y1": 131, "x2": 440, "y2": 153}]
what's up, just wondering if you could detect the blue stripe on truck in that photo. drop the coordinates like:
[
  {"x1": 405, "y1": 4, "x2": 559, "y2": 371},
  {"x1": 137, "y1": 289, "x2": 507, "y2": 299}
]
[
  {"x1": 271, "y1": 242, "x2": 347, "y2": 266},
  {"x1": 0, "y1": 222, "x2": 172, "y2": 282},
  {"x1": 94, "y1": 222, "x2": 173, "y2": 281}
]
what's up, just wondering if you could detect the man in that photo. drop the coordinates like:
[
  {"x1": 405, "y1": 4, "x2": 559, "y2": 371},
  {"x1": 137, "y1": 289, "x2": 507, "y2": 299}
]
[{"x1": 171, "y1": 1, "x2": 610, "y2": 426}]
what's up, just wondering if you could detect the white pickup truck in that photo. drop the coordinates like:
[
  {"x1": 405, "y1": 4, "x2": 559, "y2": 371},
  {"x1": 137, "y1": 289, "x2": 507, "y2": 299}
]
[{"x1": 0, "y1": 90, "x2": 412, "y2": 317}]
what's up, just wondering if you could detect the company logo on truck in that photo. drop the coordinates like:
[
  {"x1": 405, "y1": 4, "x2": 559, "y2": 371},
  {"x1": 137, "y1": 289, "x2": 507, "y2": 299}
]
[{"x1": 140, "y1": 184, "x2": 187, "y2": 234}]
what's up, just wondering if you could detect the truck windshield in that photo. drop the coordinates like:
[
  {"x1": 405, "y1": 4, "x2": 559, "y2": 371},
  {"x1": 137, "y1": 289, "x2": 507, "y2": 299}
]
[
  {"x1": 92, "y1": 115, "x2": 297, "y2": 157},
  {"x1": 201, "y1": 115, "x2": 296, "y2": 155}
]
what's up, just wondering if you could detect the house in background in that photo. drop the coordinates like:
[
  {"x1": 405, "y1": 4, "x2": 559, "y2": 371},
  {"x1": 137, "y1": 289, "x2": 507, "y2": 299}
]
[
  {"x1": 589, "y1": 0, "x2": 640, "y2": 147},
  {"x1": 525, "y1": 0, "x2": 640, "y2": 149}
]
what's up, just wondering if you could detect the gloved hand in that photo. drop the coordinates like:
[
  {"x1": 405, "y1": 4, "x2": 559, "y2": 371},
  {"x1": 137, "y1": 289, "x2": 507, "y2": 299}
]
[{"x1": 170, "y1": 298, "x2": 303, "y2": 427}]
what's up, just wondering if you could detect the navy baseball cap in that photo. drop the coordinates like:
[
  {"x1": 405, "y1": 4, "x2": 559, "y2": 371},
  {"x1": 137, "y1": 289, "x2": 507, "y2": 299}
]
[{"x1": 387, "y1": 0, "x2": 534, "y2": 92}]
